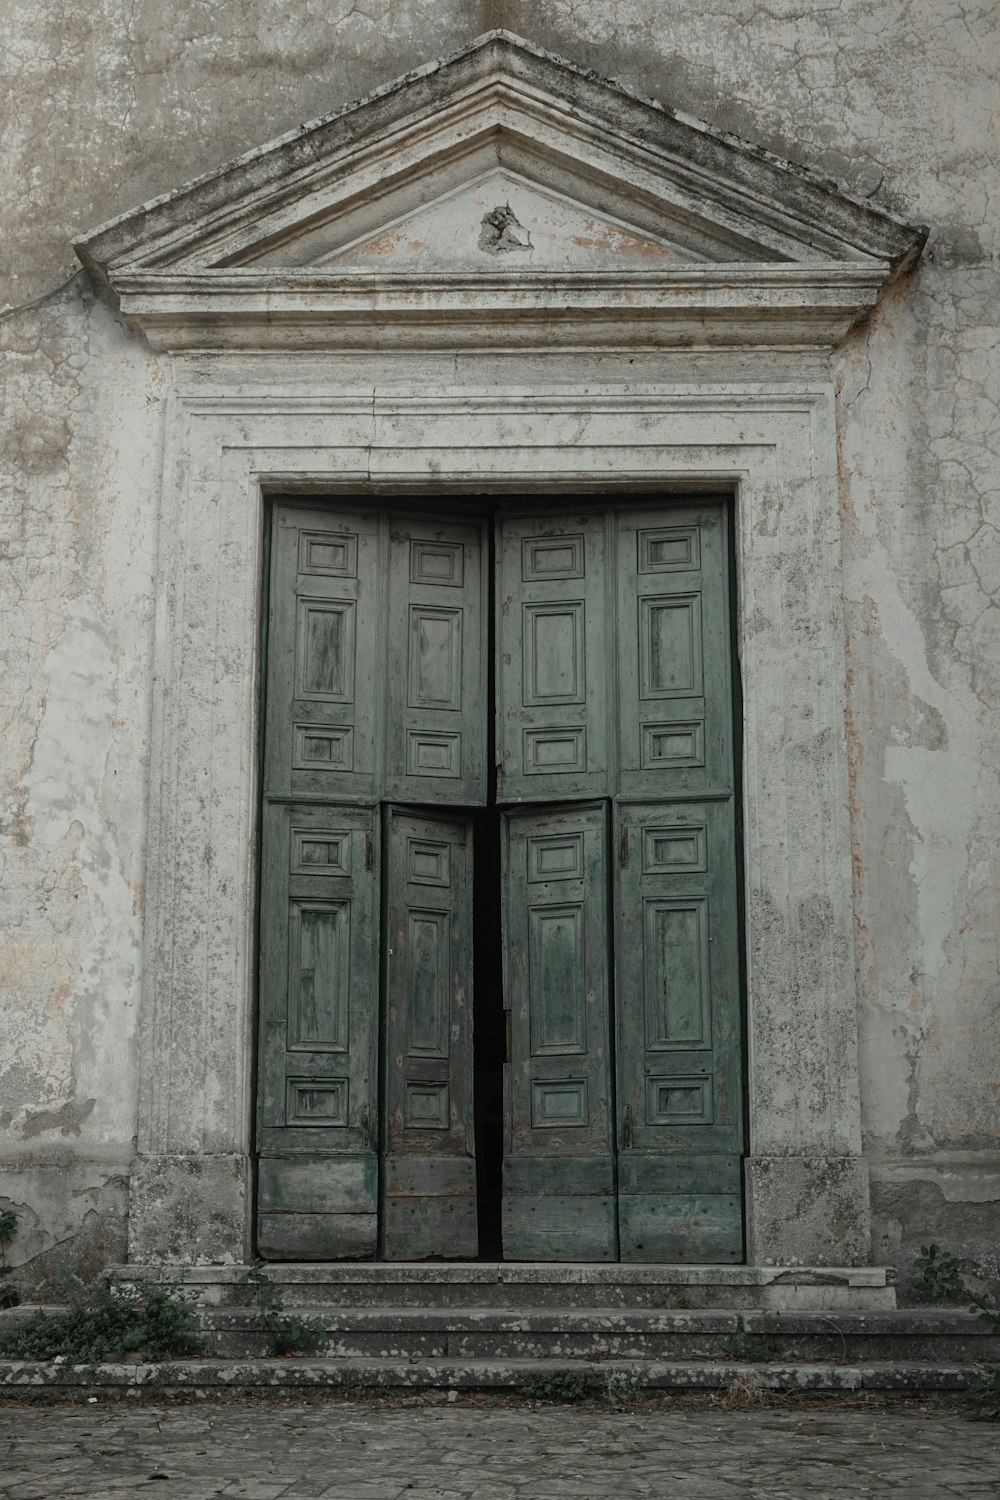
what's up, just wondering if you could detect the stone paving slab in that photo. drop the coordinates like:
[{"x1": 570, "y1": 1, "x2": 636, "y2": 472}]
[{"x1": 1, "y1": 1396, "x2": 998, "y2": 1500}]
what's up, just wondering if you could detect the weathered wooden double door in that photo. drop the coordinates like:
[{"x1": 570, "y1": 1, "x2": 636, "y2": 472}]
[{"x1": 256, "y1": 499, "x2": 744, "y2": 1262}]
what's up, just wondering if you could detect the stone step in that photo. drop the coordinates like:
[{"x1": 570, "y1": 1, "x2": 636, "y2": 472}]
[
  {"x1": 0, "y1": 1355, "x2": 983, "y2": 1400},
  {"x1": 198, "y1": 1306, "x2": 997, "y2": 1362},
  {"x1": 108, "y1": 1262, "x2": 898, "y2": 1311}
]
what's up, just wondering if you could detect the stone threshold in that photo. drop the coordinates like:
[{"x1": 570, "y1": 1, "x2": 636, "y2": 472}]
[
  {"x1": 110, "y1": 1263, "x2": 895, "y2": 1286},
  {"x1": 0, "y1": 1356, "x2": 978, "y2": 1400},
  {"x1": 107, "y1": 1262, "x2": 898, "y2": 1311}
]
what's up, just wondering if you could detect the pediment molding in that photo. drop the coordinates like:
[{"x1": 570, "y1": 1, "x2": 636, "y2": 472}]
[{"x1": 75, "y1": 31, "x2": 926, "y2": 353}]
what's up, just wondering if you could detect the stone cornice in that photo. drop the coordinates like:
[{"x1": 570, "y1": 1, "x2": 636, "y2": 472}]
[
  {"x1": 74, "y1": 31, "x2": 926, "y2": 355},
  {"x1": 115, "y1": 265, "x2": 889, "y2": 352}
]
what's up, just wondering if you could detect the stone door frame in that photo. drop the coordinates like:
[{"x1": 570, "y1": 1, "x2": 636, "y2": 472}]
[{"x1": 128, "y1": 377, "x2": 870, "y2": 1269}]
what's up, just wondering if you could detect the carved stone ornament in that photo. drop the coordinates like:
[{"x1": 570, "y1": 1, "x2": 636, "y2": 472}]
[
  {"x1": 478, "y1": 202, "x2": 533, "y2": 255},
  {"x1": 74, "y1": 31, "x2": 926, "y2": 353}
]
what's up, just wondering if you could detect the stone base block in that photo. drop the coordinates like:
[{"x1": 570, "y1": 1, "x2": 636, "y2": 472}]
[
  {"x1": 128, "y1": 1153, "x2": 249, "y2": 1263},
  {"x1": 746, "y1": 1155, "x2": 871, "y2": 1266}
]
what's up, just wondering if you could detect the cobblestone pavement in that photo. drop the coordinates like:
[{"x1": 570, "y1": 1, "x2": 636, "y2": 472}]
[{"x1": 1, "y1": 1396, "x2": 998, "y2": 1500}]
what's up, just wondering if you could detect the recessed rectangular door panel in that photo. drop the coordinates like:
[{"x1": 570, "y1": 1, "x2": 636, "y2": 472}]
[
  {"x1": 502, "y1": 803, "x2": 616, "y2": 1260},
  {"x1": 382, "y1": 807, "x2": 477, "y2": 1259},
  {"x1": 264, "y1": 504, "x2": 382, "y2": 802},
  {"x1": 616, "y1": 503, "x2": 734, "y2": 800},
  {"x1": 385, "y1": 516, "x2": 488, "y2": 806},
  {"x1": 615, "y1": 800, "x2": 743, "y2": 1262},
  {"x1": 496, "y1": 512, "x2": 610, "y2": 804},
  {"x1": 256, "y1": 802, "x2": 379, "y2": 1258}
]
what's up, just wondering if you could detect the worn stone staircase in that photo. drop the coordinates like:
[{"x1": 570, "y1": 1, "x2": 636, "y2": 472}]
[{"x1": 35, "y1": 1261, "x2": 983, "y2": 1398}]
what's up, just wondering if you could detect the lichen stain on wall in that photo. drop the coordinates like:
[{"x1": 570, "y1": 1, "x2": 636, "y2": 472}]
[
  {"x1": 1, "y1": 273, "x2": 162, "y2": 1281},
  {"x1": 836, "y1": 254, "x2": 1000, "y2": 1162},
  {"x1": 2, "y1": 0, "x2": 482, "y2": 307},
  {"x1": 2, "y1": 599, "x2": 136, "y2": 1139}
]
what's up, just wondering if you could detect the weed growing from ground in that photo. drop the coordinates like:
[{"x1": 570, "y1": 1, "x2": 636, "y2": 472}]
[
  {"x1": 519, "y1": 1370, "x2": 596, "y2": 1402},
  {"x1": 520, "y1": 1368, "x2": 646, "y2": 1406},
  {"x1": 914, "y1": 1244, "x2": 1000, "y2": 1421},
  {"x1": 714, "y1": 1374, "x2": 772, "y2": 1410},
  {"x1": 914, "y1": 1243, "x2": 973, "y2": 1308},
  {"x1": 0, "y1": 1273, "x2": 202, "y2": 1363},
  {"x1": 0, "y1": 1210, "x2": 18, "y2": 1309},
  {"x1": 238, "y1": 1260, "x2": 325, "y2": 1356},
  {"x1": 602, "y1": 1367, "x2": 645, "y2": 1406},
  {"x1": 723, "y1": 1313, "x2": 780, "y2": 1362}
]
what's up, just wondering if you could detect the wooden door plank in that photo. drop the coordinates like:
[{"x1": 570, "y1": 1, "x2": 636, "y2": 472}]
[
  {"x1": 614, "y1": 800, "x2": 744, "y2": 1259},
  {"x1": 385, "y1": 515, "x2": 488, "y2": 806},
  {"x1": 501, "y1": 801, "x2": 616, "y2": 1261},
  {"x1": 503, "y1": 1196, "x2": 617, "y2": 1261},
  {"x1": 617, "y1": 1193, "x2": 743, "y2": 1263},
  {"x1": 264, "y1": 504, "x2": 382, "y2": 803},
  {"x1": 614, "y1": 501, "x2": 745, "y2": 1264},
  {"x1": 257, "y1": 1213, "x2": 377, "y2": 1260},
  {"x1": 381, "y1": 806, "x2": 478, "y2": 1259},
  {"x1": 496, "y1": 511, "x2": 611, "y2": 804},
  {"x1": 256, "y1": 801, "x2": 380, "y2": 1257},
  {"x1": 615, "y1": 502, "x2": 733, "y2": 802}
]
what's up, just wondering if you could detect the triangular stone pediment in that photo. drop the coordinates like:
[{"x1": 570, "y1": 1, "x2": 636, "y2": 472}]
[
  {"x1": 75, "y1": 31, "x2": 926, "y2": 351},
  {"x1": 251, "y1": 170, "x2": 714, "y2": 273}
]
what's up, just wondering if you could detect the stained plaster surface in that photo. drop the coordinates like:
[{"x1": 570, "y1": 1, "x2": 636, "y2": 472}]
[
  {"x1": 2, "y1": 1, "x2": 999, "y2": 1289},
  {"x1": 1, "y1": 1397, "x2": 999, "y2": 1500}
]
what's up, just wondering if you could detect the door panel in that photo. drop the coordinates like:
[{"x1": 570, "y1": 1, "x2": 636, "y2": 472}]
[
  {"x1": 616, "y1": 504, "x2": 734, "y2": 800},
  {"x1": 257, "y1": 802, "x2": 380, "y2": 1258},
  {"x1": 264, "y1": 505, "x2": 382, "y2": 803},
  {"x1": 496, "y1": 512, "x2": 611, "y2": 804},
  {"x1": 381, "y1": 807, "x2": 477, "y2": 1258},
  {"x1": 264, "y1": 505, "x2": 488, "y2": 806},
  {"x1": 385, "y1": 516, "x2": 488, "y2": 806},
  {"x1": 614, "y1": 800, "x2": 743, "y2": 1261},
  {"x1": 502, "y1": 803, "x2": 616, "y2": 1260}
]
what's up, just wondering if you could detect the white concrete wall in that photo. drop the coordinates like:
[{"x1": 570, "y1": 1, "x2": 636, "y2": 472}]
[{"x1": 2, "y1": 1, "x2": 997, "y2": 1293}]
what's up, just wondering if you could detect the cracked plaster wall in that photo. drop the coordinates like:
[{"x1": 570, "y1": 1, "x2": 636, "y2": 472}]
[{"x1": 2, "y1": 0, "x2": 997, "y2": 1293}]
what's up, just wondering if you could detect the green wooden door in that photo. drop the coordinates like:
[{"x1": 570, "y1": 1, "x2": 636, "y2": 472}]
[
  {"x1": 259, "y1": 497, "x2": 743, "y2": 1263},
  {"x1": 497, "y1": 500, "x2": 744, "y2": 1264},
  {"x1": 382, "y1": 807, "x2": 477, "y2": 1258},
  {"x1": 613, "y1": 504, "x2": 743, "y2": 1260},
  {"x1": 258, "y1": 505, "x2": 384, "y2": 1257},
  {"x1": 501, "y1": 803, "x2": 616, "y2": 1259},
  {"x1": 257, "y1": 504, "x2": 486, "y2": 1258}
]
